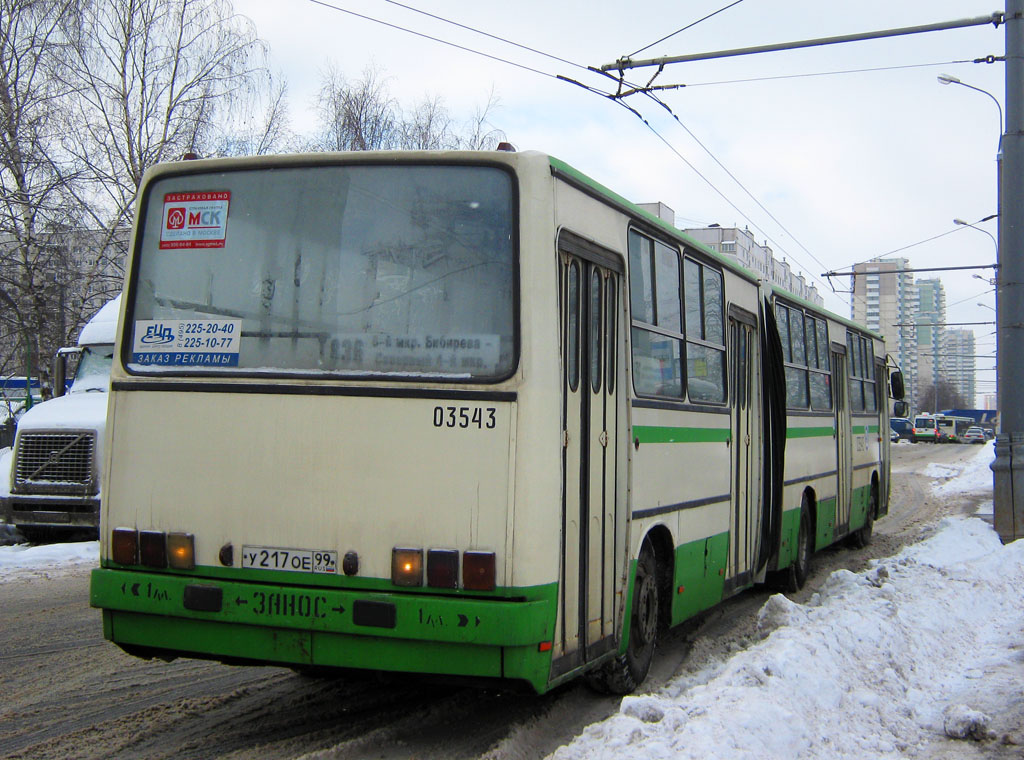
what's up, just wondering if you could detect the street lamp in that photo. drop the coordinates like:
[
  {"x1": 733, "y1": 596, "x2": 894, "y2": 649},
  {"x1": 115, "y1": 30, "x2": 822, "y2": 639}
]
[
  {"x1": 940, "y1": 74, "x2": 1004, "y2": 426},
  {"x1": 954, "y1": 216, "x2": 999, "y2": 256},
  {"x1": 938, "y1": 74, "x2": 1004, "y2": 139}
]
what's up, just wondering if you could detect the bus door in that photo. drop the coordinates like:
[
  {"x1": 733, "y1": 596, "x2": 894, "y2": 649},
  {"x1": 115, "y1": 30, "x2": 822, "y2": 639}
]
[
  {"x1": 725, "y1": 310, "x2": 762, "y2": 591},
  {"x1": 554, "y1": 235, "x2": 624, "y2": 676},
  {"x1": 831, "y1": 345, "x2": 853, "y2": 535}
]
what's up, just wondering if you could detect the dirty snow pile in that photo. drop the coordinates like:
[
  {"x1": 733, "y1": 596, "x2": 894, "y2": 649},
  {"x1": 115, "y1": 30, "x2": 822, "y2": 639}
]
[
  {"x1": 0, "y1": 537, "x2": 98, "y2": 583},
  {"x1": 552, "y1": 442, "x2": 1024, "y2": 760}
]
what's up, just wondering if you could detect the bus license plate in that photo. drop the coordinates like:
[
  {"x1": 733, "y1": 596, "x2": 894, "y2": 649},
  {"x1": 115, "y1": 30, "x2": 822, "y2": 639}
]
[{"x1": 241, "y1": 546, "x2": 338, "y2": 574}]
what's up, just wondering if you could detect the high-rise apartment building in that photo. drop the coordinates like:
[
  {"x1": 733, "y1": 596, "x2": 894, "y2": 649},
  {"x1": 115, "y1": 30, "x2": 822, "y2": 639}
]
[
  {"x1": 941, "y1": 329, "x2": 976, "y2": 407},
  {"x1": 851, "y1": 258, "x2": 918, "y2": 412},
  {"x1": 851, "y1": 260, "x2": 978, "y2": 413},
  {"x1": 915, "y1": 278, "x2": 946, "y2": 402}
]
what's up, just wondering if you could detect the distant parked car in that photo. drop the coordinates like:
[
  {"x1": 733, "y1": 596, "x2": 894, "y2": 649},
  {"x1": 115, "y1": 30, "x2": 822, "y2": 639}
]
[
  {"x1": 963, "y1": 427, "x2": 987, "y2": 444},
  {"x1": 890, "y1": 428, "x2": 900, "y2": 442},
  {"x1": 890, "y1": 417, "x2": 914, "y2": 441}
]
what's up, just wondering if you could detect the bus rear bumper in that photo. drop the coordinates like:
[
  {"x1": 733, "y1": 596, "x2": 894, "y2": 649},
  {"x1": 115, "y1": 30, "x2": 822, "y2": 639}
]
[{"x1": 90, "y1": 567, "x2": 557, "y2": 692}]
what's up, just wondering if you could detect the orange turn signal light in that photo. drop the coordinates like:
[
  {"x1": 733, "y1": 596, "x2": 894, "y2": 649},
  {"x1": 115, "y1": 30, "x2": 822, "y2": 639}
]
[
  {"x1": 392, "y1": 547, "x2": 423, "y2": 587},
  {"x1": 167, "y1": 532, "x2": 195, "y2": 570}
]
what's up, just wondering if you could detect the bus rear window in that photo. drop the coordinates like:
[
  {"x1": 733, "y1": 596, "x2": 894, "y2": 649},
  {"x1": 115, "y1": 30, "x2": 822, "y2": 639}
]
[{"x1": 127, "y1": 164, "x2": 516, "y2": 380}]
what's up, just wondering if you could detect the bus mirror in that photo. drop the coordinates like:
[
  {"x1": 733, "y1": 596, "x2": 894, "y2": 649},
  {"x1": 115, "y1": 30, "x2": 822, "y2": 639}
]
[
  {"x1": 893, "y1": 400, "x2": 909, "y2": 418},
  {"x1": 889, "y1": 370, "x2": 905, "y2": 401}
]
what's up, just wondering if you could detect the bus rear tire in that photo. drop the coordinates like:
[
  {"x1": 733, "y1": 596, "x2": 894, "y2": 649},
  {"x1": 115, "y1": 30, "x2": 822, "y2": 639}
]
[
  {"x1": 784, "y1": 504, "x2": 812, "y2": 593},
  {"x1": 586, "y1": 540, "x2": 659, "y2": 695},
  {"x1": 850, "y1": 488, "x2": 876, "y2": 549}
]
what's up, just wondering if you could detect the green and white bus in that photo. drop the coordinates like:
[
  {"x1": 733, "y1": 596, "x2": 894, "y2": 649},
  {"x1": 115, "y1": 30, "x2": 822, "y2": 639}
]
[{"x1": 89, "y1": 149, "x2": 903, "y2": 694}]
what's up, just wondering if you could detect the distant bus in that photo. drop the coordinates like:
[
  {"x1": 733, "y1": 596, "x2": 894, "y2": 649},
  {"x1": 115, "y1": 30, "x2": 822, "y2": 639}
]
[
  {"x1": 90, "y1": 150, "x2": 903, "y2": 694},
  {"x1": 936, "y1": 414, "x2": 974, "y2": 443}
]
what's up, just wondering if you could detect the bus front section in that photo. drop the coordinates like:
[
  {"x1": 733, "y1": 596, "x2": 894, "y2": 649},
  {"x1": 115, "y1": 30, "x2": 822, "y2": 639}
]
[{"x1": 90, "y1": 154, "x2": 558, "y2": 693}]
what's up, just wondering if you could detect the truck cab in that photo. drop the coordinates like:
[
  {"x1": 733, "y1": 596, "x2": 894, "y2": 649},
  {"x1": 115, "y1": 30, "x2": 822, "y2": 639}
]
[{"x1": 0, "y1": 296, "x2": 120, "y2": 540}]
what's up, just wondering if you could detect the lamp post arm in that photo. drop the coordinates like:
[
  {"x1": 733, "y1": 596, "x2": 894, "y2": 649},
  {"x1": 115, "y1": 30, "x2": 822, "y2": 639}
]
[{"x1": 957, "y1": 80, "x2": 1005, "y2": 137}]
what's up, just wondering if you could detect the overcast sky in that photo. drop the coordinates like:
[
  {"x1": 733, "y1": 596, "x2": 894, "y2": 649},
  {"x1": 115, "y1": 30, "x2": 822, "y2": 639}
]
[{"x1": 232, "y1": 0, "x2": 1005, "y2": 401}]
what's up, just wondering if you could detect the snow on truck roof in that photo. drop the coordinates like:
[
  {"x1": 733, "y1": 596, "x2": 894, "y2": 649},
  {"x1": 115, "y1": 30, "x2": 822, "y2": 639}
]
[{"x1": 77, "y1": 294, "x2": 121, "y2": 346}]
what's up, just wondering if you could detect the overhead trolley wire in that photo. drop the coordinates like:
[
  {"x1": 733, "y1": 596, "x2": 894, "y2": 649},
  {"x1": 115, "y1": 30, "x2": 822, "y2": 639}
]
[
  {"x1": 562, "y1": 75, "x2": 840, "y2": 303},
  {"x1": 376, "y1": 0, "x2": 590, "y2": 72},
  {"x1": 304, "y1": 0, "x2": 655, "y2": 100},
  {"x1": 832, "y1": 224, "x2": 997, "y2": 277},
  {"x1": 636, "y1": 88, "x2": 834, "y2": 278},
  {"x1": 305, "y1": 0, "x2": 563, "y2": 81},
  {"x1": 626, "y1": 0, "x2": 748, "y2": 59}
]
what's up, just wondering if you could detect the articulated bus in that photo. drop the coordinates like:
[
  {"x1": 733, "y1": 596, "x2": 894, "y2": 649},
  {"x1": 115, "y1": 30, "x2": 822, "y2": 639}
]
[{"x1": 90, "y1": 149, "x2": 903, "y2": 694}]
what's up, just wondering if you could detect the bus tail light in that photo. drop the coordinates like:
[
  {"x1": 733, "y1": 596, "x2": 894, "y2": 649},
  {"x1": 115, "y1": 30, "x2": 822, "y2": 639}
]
[
  {"x1": 427, "y1": 549, "x2": 459, "y2": 588},
  {"x1": 463, "y1": 551, "x2": 496, "y2": 591},
  {"x1": 392, "y1": 548, "x2": 423, "y2": 587},
  {"x1": 167, "y1": 533, "x2": 195, "y2": 570},
  {"x1": 139, "y1": 531, "x2": 167, "y2": 568},
  {"x1": 112, "y1": 528, "x2": 138, "y2": 565}
]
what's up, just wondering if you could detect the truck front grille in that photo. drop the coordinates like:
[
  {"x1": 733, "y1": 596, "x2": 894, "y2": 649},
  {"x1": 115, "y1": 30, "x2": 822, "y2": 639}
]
[{"x1": 14, "y1": 431, "x2": 97, "y2": 495}]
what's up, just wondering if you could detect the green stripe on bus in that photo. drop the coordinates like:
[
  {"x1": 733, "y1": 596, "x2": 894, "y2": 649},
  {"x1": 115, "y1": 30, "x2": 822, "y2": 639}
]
[
  {"x1": 787, "y1": 426, "x2": 835, "y2": 439},
  {"x1": 633, "y1": 425, "x2": 731, "y2": 443}
]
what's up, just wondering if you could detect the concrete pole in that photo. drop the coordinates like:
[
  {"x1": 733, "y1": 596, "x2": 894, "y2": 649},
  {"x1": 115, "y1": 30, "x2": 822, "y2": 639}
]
[{"x1": 993, "y1": 0, "x2": 1024, "y2": 542}]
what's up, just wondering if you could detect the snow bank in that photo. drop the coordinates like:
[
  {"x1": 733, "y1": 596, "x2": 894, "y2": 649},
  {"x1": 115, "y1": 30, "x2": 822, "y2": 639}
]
[
  {"x1": 920, "y1": 440, "x2": 993, "y2": 495},
  {"x1": 0, "y1": 540, "x2": 98, "y2": 583},
  {"x1": 551, "y1": 516, "x2": 1023, "y2": 759},
  {"x1": 550, "y1": 443, "x2": 1018, "y2": 760}
]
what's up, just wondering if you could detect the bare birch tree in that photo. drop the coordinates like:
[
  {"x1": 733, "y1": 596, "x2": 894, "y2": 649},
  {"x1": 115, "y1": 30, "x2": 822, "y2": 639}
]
[
  {"x1": 214, "y1": 75, "x2": 295, "y2": 157},
  {"x1": 0, "y1": 0, "x2": 85, "y2": 396},
  {"x1": 312, "y1": 64, "x2": 398, "y2": 152},
  {"x1": 0, "y1": 0, "x2": 277, "y2": 396},
  {"x1": 311, "y1": 65, "x2": 505, "y2": 153},
  {"x1": 401, "y1": 96, "x2": 456, "y2": 150},
  {"x1": 459, "y1": 88, "x2": 505, "y2": 151},
  {"x1": 63, "y1": 0, "x2": 269, "y2": 234}
]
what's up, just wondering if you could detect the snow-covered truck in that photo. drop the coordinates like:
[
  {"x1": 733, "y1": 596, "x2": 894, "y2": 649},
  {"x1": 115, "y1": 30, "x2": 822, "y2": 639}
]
[{"x1": 0, "y1": 296, "x2": 120, "y2": 540}]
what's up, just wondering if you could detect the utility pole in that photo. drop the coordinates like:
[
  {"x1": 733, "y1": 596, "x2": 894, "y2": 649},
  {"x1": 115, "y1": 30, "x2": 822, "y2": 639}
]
[{"x1": 992, "y1": 0, "x2": 1024, "y2": 541}]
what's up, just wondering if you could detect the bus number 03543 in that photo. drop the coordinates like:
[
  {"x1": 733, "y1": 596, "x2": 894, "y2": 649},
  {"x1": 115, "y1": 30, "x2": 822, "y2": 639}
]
[{"x1": 433, "y1": 406, "x2": 496, "y2": 429}]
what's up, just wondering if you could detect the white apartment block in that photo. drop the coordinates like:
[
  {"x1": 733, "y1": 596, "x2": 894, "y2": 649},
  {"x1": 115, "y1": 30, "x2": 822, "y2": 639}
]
[
  {"x1": 850, "y1": 258, "x2": 919, "y2": 413},
  {"x1": 679, "y1": 224, "x2": 824, "y2": 306},
  {"x1": 941, "y1": 329, "x2": 976, "y2": 407}
]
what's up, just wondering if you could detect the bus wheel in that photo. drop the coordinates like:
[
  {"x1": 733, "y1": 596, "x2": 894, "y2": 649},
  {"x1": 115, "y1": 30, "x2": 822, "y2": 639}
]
[
  {"x1": 586, "y1": 540, "x2": 659, "y2": 695},
  {"x1": 851, "y1": 488, "x2": 876, "y2": 549},
  {"x1": 785, "y1": 504, "x2": 812, "y2": 593}
]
